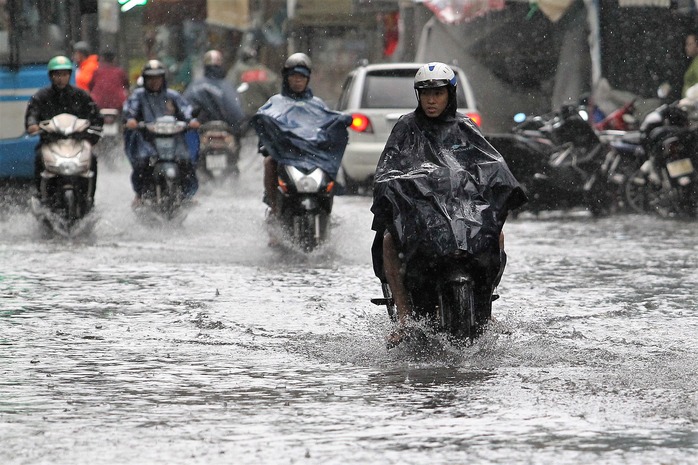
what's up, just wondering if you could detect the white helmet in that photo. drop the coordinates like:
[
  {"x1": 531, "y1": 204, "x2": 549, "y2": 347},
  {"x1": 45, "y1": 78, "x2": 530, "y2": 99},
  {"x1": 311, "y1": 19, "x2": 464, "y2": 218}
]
[
  {"x1": 414, "y1": 62, "x2": 457, "y2": 90},
  {"x1": 284, "y1": 52, "x2": 312, "y2": 75},
  {"x1": 203, "y1": 50, "x2": 223, "y2": 66}
]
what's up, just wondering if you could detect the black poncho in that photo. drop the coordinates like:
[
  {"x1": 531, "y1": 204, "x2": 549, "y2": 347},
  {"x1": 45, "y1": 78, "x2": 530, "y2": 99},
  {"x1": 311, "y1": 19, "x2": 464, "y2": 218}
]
[{"x1": 371, "y1": 106, "x2": 527, "y2": 280}]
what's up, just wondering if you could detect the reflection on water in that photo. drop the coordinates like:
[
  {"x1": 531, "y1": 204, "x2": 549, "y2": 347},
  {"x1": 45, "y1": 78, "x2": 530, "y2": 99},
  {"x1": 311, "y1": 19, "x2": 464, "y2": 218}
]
[{"x1": 1, "y1": 143, "x2": 698, "y2": 464}]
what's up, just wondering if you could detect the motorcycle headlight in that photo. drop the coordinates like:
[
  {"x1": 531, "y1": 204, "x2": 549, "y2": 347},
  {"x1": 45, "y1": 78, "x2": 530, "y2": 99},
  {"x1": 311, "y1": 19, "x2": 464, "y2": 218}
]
[
  {"x1": 286, "y1": 167, "x2": 325, "y2": 193},
  {"x1": 56, "y1": 159, "x2": 81, "y2": 176}
]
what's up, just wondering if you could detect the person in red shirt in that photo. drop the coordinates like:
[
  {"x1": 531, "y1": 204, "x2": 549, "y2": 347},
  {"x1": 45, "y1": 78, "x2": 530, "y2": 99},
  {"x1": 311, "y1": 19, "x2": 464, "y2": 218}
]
[
  {"x1": 89, "y1": 50, "x2": 129, "y2": 111},
  {"x1": 72, "y1": 41, "x2": 99, "y2": 91}
]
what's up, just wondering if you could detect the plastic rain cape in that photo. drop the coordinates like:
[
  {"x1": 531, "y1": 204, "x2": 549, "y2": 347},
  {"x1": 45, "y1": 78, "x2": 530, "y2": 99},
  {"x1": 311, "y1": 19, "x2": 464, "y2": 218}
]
[
  {"x1": 251, "y1": 95, "x2": 351, "y2": 179},
  {"x1": 371, "y1": 112, "x2": 527, "y2": 273}
]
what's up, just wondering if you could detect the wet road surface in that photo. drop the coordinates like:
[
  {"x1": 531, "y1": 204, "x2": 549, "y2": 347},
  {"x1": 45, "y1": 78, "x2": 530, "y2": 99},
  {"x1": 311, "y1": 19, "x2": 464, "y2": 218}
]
[{"x1": 1, "y1": 137, "x2": 697, "y2": 464}]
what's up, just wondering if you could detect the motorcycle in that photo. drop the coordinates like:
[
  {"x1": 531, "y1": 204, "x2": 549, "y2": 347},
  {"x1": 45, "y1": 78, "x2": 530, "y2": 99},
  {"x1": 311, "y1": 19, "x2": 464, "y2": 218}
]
[
  {"x1": 368, "y1": 128, "x2": 525, "y2": 344},
  {"x1": 198, "y1": 120, "x2": 239, "y2": 181},
  {"x1": 372, "y1": 250, "x2": 507, "y2": 342},
  {"x1": 134, "y1": 116, "x2": 193, "y2": 222},
  {"x1": 30, "y1": 113, "x2": 100, "y2": 237},
  {"x1": 488, "y1": 104, "x2": 621, "y2": 216},
  {"x1": 270, "y1": 162, "x2": 336, "y2": 252},
  {"x1": 593, "y1": 99, "x2": 638, "y2": 132},
  {"x1": 252, "y1": 95, "x2": 351, "y2": 252},
  {"x1": 97, "y1": 108, "x2": 122, "y2": 167},
  {"x1": 625, "y1": 103, "x2": 698, "y2": 218}
]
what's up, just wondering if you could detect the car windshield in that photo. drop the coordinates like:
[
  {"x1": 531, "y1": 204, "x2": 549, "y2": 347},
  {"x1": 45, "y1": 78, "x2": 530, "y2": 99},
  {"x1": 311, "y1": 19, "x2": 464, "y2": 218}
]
[{"x1": 360, "y1": 69, "x2": 470, "y2": 109}]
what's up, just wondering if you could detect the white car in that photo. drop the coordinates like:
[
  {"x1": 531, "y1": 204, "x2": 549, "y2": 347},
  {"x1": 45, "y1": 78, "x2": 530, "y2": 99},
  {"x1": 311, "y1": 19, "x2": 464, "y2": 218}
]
[{"x1": 336, "y1": 62, "x2": 480, "y2": 193}]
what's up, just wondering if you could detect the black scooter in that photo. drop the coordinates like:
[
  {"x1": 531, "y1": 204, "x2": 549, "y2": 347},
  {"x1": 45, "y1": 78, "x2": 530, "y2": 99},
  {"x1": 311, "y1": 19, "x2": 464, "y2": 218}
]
[
  {"x1": 488, "y1": 105, "x2": 615, "y2": 216},
  {"x1": 372, "y1": 249, "x2": 506, "y2": 342},
  {"x1": 135, "y1": 116, "x2": 193, "y2": 222},
  {"x1": 625, "y1": 103, "x2": 698, "y2": 218}
]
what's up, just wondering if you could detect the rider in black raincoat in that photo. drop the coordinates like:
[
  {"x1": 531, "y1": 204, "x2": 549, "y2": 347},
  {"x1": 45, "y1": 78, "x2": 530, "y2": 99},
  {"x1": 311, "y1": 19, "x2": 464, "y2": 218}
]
[{"x1": 371, "y1": 62, "x2": 527, "y2": 346}]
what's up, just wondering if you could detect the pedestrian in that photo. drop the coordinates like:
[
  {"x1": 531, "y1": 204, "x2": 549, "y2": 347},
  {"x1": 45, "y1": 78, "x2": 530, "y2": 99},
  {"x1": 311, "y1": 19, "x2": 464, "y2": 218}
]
[{"x1": 683, "y1": 32, "x2": 698, "y2": 97}]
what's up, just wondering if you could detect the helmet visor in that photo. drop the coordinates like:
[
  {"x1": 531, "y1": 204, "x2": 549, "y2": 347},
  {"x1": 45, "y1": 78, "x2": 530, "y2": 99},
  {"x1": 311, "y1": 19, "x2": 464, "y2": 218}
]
[
  {"x1": 288, "y1": 66, "x2": 310, "y2": 77},
  {"x1": 143, "y1": 69, "x2": 166, "y2": 77},
  {"x1": 414, "y1": 79, "x2": 450, "y2": 90}
]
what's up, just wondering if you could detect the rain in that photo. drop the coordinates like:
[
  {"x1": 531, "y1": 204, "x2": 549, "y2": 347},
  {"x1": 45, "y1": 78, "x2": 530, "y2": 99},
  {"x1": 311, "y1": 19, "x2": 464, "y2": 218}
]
[{"x1": 2, "y1": 1, "x2": 698, "y2": 464}]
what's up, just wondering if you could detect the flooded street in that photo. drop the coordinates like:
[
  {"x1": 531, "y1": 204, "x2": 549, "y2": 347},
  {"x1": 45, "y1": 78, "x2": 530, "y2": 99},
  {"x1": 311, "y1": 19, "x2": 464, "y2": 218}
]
[{"x1": 1, "y1": 137, "x2": 697, "y2": 464}]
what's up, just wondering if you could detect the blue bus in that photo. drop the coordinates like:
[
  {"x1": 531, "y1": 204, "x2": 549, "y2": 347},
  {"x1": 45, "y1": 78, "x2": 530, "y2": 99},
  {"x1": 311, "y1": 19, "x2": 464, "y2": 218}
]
[{"x1": 0, "y1": 0, "x2": 86, "y2": 182}]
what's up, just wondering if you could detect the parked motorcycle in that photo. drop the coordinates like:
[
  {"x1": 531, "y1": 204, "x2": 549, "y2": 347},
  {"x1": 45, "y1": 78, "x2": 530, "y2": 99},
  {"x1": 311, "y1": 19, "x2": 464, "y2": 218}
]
[
  {"x1": 625, "y1": 103, "x2": 698, "y2": 218},
  {"x1": 30, "y1": 113, "x2": 100, "y2": 237},
  {"x1": 135, "y1": 116, "x2": 193, "y2": 222},
  {"x1": 488, "y1": 104, "x2": 621, "y2": 216},
  {"x1": 197, "y1": 120, "x2": 238, "y2": 181}
]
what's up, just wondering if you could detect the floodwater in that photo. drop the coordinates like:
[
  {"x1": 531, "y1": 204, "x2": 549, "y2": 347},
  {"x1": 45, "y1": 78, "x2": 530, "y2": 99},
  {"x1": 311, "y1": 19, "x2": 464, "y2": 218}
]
[{"x1": 1, "y1": 137, "x2": 697, "y2": 465}]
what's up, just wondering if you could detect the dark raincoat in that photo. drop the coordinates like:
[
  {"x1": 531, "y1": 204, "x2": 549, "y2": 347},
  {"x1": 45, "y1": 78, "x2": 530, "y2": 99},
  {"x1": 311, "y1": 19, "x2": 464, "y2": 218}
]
[
  {"x1": 122, "y1": 83, "x2": 196, "y2": 163},
  {"x1": 251, "y1": 79, "x2": 351, "y2": 179},
  {"x1": 183, "y1": 65, "x2": 245, "y2": 135},
  {"x1": 371, "y1": 94, "x2": 527, "y2": 282}
]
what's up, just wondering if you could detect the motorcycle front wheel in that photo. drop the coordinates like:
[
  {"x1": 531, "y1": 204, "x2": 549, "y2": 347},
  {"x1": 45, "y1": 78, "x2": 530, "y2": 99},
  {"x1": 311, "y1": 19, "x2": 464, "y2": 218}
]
[
  {"x1": 163, "y1": 178, "x2": 183, "y2": 219},
  {"x1": 626, "y1": 169, "x2": 679, "y2": 218},
  {"x1": 294, "y1": 213, "x2": 317, "y2": 252},
  {"x1": 625, "y1": 168, "x2": 651, "y2": 214},
  {"x1": 64, "y1": 188, "x2": 79, "y2": 221},
  {"x1": 438, "y1": 279, "x2": 477, "y2": 340}
]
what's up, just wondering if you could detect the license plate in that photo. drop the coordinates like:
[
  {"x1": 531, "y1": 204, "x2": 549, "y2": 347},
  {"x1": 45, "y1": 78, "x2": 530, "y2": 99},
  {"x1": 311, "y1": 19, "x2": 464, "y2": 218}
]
[
  {"x1": 666, "y1": 158, "x2": 695, "y2": 178},
  {"x1": 102, "y1": 123, "x2": 119, "y2": 136},
  {"x1": 206, "y1": 154, "x2": 227, "y2": 170}
]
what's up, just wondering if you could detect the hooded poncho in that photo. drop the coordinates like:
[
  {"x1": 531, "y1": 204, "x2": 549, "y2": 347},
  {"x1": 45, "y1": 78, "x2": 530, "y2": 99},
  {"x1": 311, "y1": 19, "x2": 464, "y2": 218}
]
[
  {"x1": 251, "y1": 91, "x2": 351, "y2": 179},
  {"x1": 371, "y1": 99, "x2": 527, "y2": 279}
]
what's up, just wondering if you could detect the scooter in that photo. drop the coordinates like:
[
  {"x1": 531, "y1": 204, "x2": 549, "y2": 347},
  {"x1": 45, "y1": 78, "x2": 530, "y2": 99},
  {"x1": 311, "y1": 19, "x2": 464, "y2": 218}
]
[
  {"x1": 97, "y1": 108, "x2": 122, "y2": 167},
  {"x1": 135, "y1": 116, "x2": 193, "y2": 222},
  {"x1": 489, "y1": 104, "x2": 616, "y2": 216},
  {"x1": 372, "y1": 249, "x2": 506, "y2": 342},
  {"x1": 30, "y1": 113, "x2": 100, "y2": 237},
  {"x1": 625, "y1": 103, "x2": 698, "y2": 218},
  {"x1": 198, "y1": 120, "x2": 238, "y2": 181},
  {"x1": 271, "y1": 163, "x2": 336, "y2": 252}
]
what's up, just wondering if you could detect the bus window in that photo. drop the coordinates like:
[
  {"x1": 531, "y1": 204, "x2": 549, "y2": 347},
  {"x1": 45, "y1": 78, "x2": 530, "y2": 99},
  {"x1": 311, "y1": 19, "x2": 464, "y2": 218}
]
[
  {"x1": 0, "y1": 2, "x2": 9, "y2": 60},
  {"x1": 2, "y1": 0, "x2": 68, "y2": 66}
]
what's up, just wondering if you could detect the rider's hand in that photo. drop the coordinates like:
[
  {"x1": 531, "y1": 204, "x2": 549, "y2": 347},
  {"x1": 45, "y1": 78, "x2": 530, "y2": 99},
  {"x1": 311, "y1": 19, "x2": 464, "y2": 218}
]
[
  {"x1": 125, "y1": 119, "x2": 138, "y2": 130},
  {"x1": 188, "y1": 119, "x2": 201, "y2": 130},
  {"x1": 27, "y1": 124, "x2": 39, "y2": 135}
]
